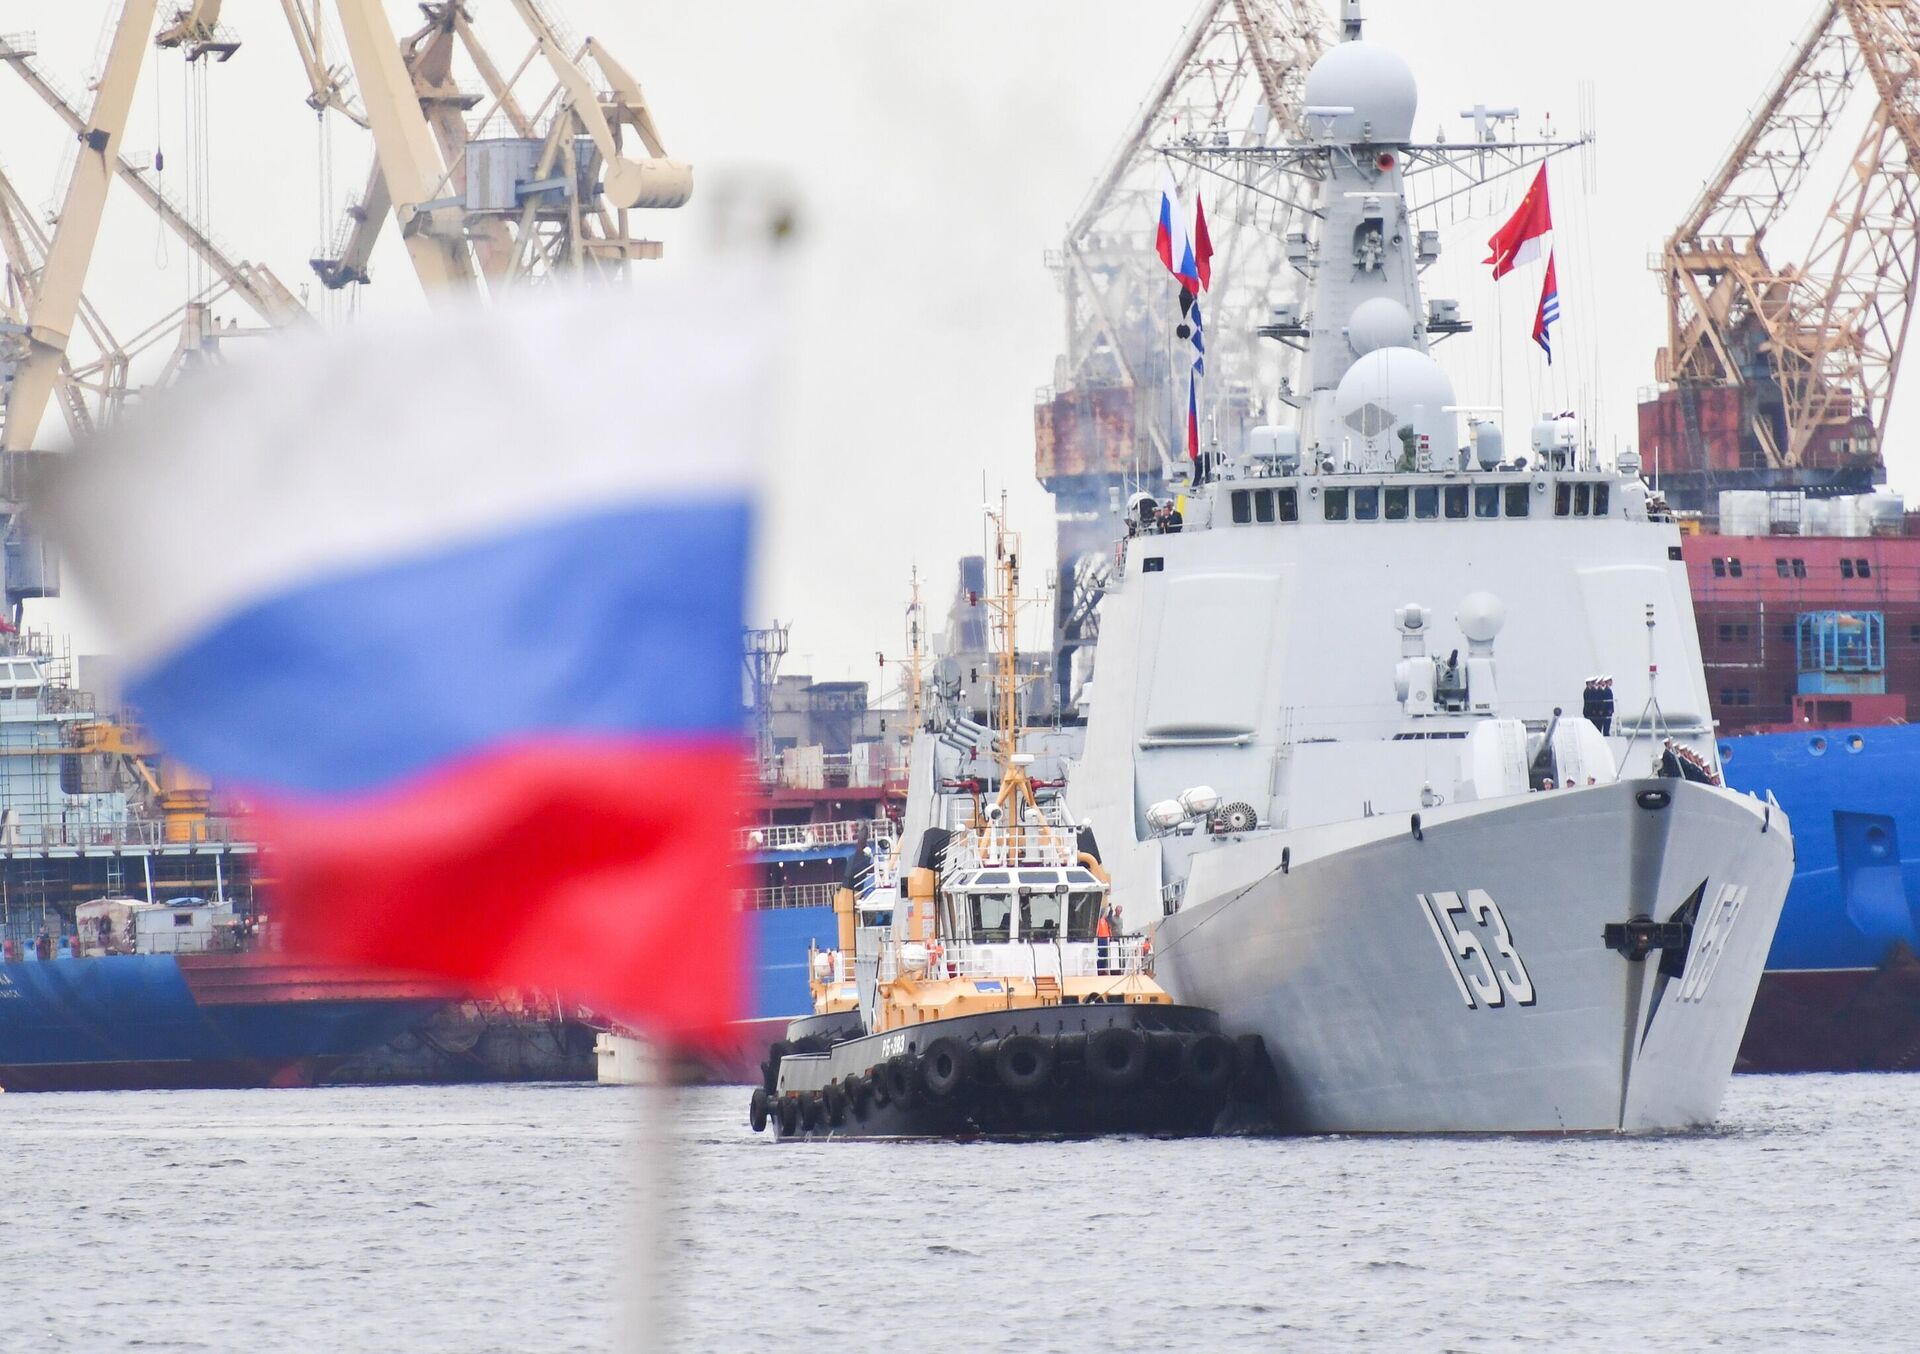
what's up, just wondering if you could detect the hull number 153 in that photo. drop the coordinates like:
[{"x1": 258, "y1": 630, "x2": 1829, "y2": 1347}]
[{"x1": 1417, "y1": 890, "x2": 1537, "y2": 1010}]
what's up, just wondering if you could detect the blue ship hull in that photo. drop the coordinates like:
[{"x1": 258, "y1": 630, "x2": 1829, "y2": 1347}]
[
  {"x1": 750, "y1": 905, "x2": 839, "y2": 1021},
  {"x1": 1719, "y1": 723, "x2": 1920, "y2": 1070},
  {"x1": 0, "y1": 954, "x2": 440, "y2": 1091}
]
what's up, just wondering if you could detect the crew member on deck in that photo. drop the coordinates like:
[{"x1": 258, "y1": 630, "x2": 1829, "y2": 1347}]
[{"x1": 1095, "y1": 903, "x2": 1114, "y2": 974}]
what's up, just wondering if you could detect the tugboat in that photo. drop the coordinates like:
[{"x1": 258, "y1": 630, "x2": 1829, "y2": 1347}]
[{"x1": 750, "y1": 504, "x2": 1260, "y2": 1140}]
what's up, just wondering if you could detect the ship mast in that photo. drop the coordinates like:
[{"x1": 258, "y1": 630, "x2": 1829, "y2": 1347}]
[{"x1": 904, "y1": 567, "x2": 926, "y2": 735}]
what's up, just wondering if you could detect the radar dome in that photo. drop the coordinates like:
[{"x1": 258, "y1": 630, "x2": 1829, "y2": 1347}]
[
  {"x1": 1303, "y1": 41, "x2": 1418, "y2": 144},
  {"x1": 1457, "y1": 592, "x2": 1507, "y2": 644},
  {"x1": 1348, "y1": 297, "x2": 1417, "y2": 356},
  {"x1": 1332, "y1": 347, "x2": 1457, "y2": 468}
]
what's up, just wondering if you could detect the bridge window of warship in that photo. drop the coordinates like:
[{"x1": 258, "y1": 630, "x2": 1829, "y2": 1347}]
[
  {"x1": 1444, "y1": 485, "x2": 1469, "y2": 518},
  {"x1": 1228, "y1": 488, "x2": 1299, "y2": 525}
]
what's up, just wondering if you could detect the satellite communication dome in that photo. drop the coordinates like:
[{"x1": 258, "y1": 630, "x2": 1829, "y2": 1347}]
[
  {"x1": 1303, "y1": 41, "x2": 1418, "y2": 144},
  {"x1": 1347, "y1": 297, "x2": 1417, "y2": 356},
  {"x1": 1457, "y1": 592, "x2": 1508, "y2": 644},
  {"x1": 1332, "y1": 347, "x2": 1457, "y2": 465}
]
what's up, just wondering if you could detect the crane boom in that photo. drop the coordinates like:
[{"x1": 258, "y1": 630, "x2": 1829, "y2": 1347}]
[
  {"x1": 1648, "y1": 0, "x2": 1920, "y2": 502},
  {"x1": 1, "y1": 0, "x2": 158, "y2": 453},
  {"x1": 331, "y1": 0, "x2": 478, "y2": 294},
  {"x1": 0, "y1": 40, "x2": 311, "y2": 331}
]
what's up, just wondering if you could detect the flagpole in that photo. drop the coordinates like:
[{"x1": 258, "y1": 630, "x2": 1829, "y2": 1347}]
[{"x1": 619, "y1": 1046, "x2": 679, "y2": 1351}]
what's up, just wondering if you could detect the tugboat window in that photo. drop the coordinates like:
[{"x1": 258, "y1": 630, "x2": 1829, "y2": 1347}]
[
  {"x1": 1276, "y1": 488, "x2": 1299, "y2": 522},
  {"x1": 1414, "y1": 486, "x2": 1439, "y2": 519},
  {"x1": 1444, "y1": 485, "x2": 1469, "y2": 518},
  {"x1": 1354, "y1": 486, "x2": 1380, "y2": 520},
  {"x1": 1254, "y1": 489, "x2": 1276, "y2": 523},
  {"x1": 1230, "y1": 491, "x2": 1252, "y2": 524},
  {"x1": 1554, "y1": 482, "x2": 1571, "y2": 517},
  {"x1": 1384, "y1": 486, "x2": 1409, "y2": 520},
  {"x1": 1474, "y1": 485, "x2": 1500, "y2": 518},
  {"x1": 1574, "y1": 482, "x2": 1592, "y2": 516},
  {"x1": 1020, "y1": 893, "x2": 1064, "y2": 940},
  {"x1": 970, "y1": 893, "x2": 1012, "y2": 942},
  {"x1": 1504, "y1": 484, "x2": 1530, "y2": 517},
  {"x1": 1592, "y1": 484, "x2": 1609, "y2": 515},
  {"x1": 1066, "y1": 892, "x2": 1102, "y2": 940},
  {"x1": 1324, "y1": 488, "x2": 1349, "y2": 521}
]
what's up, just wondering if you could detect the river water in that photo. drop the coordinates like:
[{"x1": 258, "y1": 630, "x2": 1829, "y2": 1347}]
[{"x1": 3, "y1": 1075, "x2": 1915, "y2": 1352}]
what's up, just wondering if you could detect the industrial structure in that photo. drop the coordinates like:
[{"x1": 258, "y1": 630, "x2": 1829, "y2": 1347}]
[
  {"x1": 0, "y1": 0, "x2": 690, "y2": 459},
  {"x1": 1035, "y1": 0, "x2": 1332, "y2": 704},
  {"x1": 1643, "y1": 0, "x2": 1920, "y2": 510}
]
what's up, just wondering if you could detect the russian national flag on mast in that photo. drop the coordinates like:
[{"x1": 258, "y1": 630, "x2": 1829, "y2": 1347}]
[
  {"x1": 1156, "y1": 168, "x2": 1201, "y2": 291},
  {"x1": 1534, "y1": 251, "x2": 1561, "y2": 363},
  {"x1": 1485, "y1": 163, "x2": 1553, "y2": 280},
  {"x1": 43, "y1": 272, "x2": 774, "y2": 1046}
]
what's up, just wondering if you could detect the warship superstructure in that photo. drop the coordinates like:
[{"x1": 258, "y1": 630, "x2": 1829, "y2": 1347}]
[{"x1": 1063, "y1": 11, "x2": 1795, "y2": 1133}]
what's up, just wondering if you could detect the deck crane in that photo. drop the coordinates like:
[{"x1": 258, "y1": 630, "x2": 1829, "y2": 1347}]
[
  {"x1": 1646, "y1": 0, "x2": 1920, "y2": 509},
  {"x1": 1036, "y1": 0, "x2": 1331, "y2": 708}
]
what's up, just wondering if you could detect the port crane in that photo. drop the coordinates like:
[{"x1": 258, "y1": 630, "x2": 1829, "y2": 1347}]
[
  {"x1": 1037, "y1": 0, "x2": 1333, "y2": 706},
  {"x1": 1651, "y1": 0, "x2": 1920, "y2": 498},
  {"x1": 1, "y1": 1, "x2": 691, "y2": 456}
]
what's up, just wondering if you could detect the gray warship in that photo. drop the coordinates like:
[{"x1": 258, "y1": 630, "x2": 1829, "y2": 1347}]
[{"x1": 1057, "y1": 7, "x2": 1795, "y2": 1133}]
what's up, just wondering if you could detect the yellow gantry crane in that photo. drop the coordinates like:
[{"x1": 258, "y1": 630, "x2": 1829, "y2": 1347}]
[
  {"x1": 1656, "y1": 0, "x2": 1920, "y2": 478},
  {"x1": 0, "y1": 0, "x2": 693, "y2": 452}
]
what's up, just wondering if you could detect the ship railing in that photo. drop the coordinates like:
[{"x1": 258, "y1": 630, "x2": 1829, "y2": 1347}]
[
  {"x1": 945, "y1": 823, "x2": 1082, "y2": 870},
  {"x1": 739, "y1": 817, "x2": 894, "y2": 853},
  {"x1": 807, "y1": 948, "x2": 858, "y2": 985},
  {"x1": 0, "y1": 816, "x2": 255, "y2": 851},
  {"x1": 879, "y1": 934, "x2": 1150, "y2": 982},
  {"x1": 744, "y1": 882, "x2": 841, "y2": 911}
]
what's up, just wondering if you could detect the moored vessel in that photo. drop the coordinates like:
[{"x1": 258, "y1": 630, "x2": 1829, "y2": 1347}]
[
  {"x1": 752, "y1": 505, "x2": 1260, "y2": 1140},
  {"x1": 1063, "y1": 9, "x2": 1793, "y2": 1133}
]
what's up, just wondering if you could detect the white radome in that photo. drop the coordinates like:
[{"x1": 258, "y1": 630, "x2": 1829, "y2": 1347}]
[
  {"x1": 1303, "y1": 40, "x2": 1419, "y2": 144},
  {"x1": 1456, "y1": 591, "x2": 1508, "y2": 643},
  {"x1": 1333, "y1": 346, "x2": 1457, "y2": 459},
  {"x1": 1347, "y1": 296, "x2": 1417, "y2": 356}
]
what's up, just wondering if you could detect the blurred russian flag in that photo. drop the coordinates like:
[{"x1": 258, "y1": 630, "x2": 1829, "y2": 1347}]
[{"x1": 42, "y1": 269, "x2": 778, "y2": 1047}]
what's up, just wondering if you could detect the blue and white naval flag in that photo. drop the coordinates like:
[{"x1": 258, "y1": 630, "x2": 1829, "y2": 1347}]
[{"x1": 1533, "y1": 252, "x2": 1561, "y2": 364}]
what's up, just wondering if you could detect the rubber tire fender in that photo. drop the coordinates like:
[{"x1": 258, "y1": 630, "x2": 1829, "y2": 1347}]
[
  {"x1": 763, "y1": 1040, "x2": 791, "y2": 1094},
  {"x1": 885, "y1": 1054, "x2": 920, "y2": 1106},
  {"x1": 847, "y1": 1073, "x2": 872, "y2": 1116},
  {"x1": 824, "y1": 1081, "x2": 848, "y2": 1126},
  {"x1": 995, "y1": 1034, "x2": 1055, "y2": 1093},
  {"x1": 1086, "y1": 1026, "x2": 1148, "y2": 1090},
  {"x1": 919, "y1": 1037, "x2": 968, "y2": 1100},
  {"x1": 868, "y1": 1066, "x2": 892, "y2": 1108},
  {"x1": 970, "y1": 1038, "x2": 1001, "y2": 1080},
  {"x1": 1182, "y1": 1032, "x2": 1234, "y2": 1093},
  {"x1": 797, "y1": 1090, "x2": 821, "y2": 1129},
  {"x1": 749, "y1": 1086, "x2": 769, "y2": 1133},
  {"x1": 777, "y1": 1095, "x2": 800, "y2": 1136},
  {"x1": 1147, "y1": 1029, "x2": 1186, "y2": 1083}
]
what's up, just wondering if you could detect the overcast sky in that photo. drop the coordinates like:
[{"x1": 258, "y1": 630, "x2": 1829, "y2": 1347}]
[{"x1": 4, "y1": 0, "x2": 1869, "y2": 687}]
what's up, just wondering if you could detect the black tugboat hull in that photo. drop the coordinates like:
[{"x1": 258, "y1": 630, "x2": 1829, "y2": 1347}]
[{"x1": 748, "y1": 1004, "x2": 1263, "y2": 1141}]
